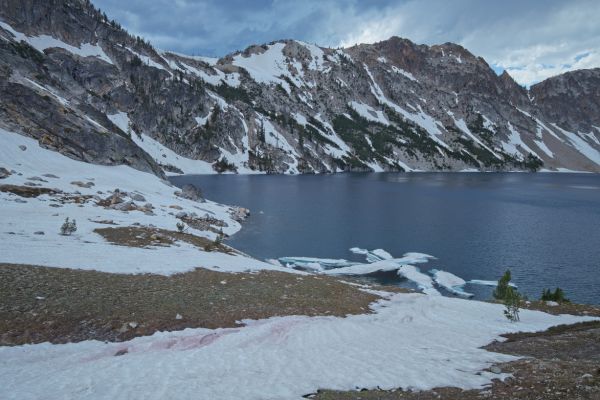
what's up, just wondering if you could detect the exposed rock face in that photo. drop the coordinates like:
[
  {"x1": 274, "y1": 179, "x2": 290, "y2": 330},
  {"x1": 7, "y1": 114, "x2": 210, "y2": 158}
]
[
  {"x1": 531, "y1": 68, "x2": 600, "y2": 132},
  {"x1": 0, "y1": 0, "x2": 599, "y2": 174}
]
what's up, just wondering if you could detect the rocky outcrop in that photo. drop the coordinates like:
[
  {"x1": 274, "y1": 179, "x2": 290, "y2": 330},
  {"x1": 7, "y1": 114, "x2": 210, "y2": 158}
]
[
  {"x1": 0, "y1": 0, "x2": 599, "y2": 174},
  {"x1": 531, "y1": 68, "x2": 600, "y2": 132}
]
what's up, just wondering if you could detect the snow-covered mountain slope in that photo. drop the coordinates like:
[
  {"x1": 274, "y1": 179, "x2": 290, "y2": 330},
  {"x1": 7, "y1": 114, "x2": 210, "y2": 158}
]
[
  {"x1": 0, "y1": 127, "x2": 286, "y2": 274},
  {"x1": 1, "y1": 0, "x2": 599, "y2": 174}
]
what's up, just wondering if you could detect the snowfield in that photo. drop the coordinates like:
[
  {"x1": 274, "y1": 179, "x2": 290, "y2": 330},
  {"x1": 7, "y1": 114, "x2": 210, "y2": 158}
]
[
  {"x1": 0, "y1": 293, "x2": 594, "y2": 400},
  {"x1": 0, "y1": 128, "x2": 285, "y2": 274}
]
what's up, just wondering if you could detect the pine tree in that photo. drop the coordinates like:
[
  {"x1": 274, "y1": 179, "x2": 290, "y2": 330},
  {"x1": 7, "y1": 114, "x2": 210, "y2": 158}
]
[
  {"x1": 493, "y1": 269, "x2": 512, "y2": 300},
  {"x1": 494, "y1": 269, "x2": 522, "y2": 322},
  {"x1": 503, "y1": 288, "x2": 521, "y2": 322},
  {"x1": 60, "y1": 217, "x2": 77, "y2": 236}
]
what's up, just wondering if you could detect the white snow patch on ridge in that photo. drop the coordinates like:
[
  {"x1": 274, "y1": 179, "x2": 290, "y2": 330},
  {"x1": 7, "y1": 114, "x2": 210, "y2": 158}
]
[
  {"x1": 349, "y1": 101, "x2": 389, "y2": 125},
  {"x1": 449, "y1": 113, "x2": 501, "y2": 159},
  {"x1": 107, "y1": 112, "x2": 215, "y2": 175},
  {"x1": 552, "y1": 123, "x2": 600, "y2": 166},
  {"x1": 362, "y1": 64, "x2": 449, "y2": 150},
  {"x1": 24, "y1": 78, "x2": 70, "y2": 106},
  {"x1": 232, "y1": 42, "x2": 302, "y2": 93},
  {"x1": 0, "y1": 20, "x2": 112, "y2": 64},
  {"x1": 0, "y1": 294, "x2": 593, "y2": 400},
  {"x1": 391, "y1": 65, "x2": 418, "y2": 82},
  {"x1": 501, "y1": 122, "x2": 540, "y2": 159},
  {"x1": 125, "y1": 47, "x2": 167, "y2": 72}
]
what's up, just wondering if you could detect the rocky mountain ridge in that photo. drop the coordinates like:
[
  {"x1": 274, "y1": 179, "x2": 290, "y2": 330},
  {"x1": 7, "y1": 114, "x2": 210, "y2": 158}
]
[{"x1": 1, "y1": 0, "x2": 599, "y2": 174}]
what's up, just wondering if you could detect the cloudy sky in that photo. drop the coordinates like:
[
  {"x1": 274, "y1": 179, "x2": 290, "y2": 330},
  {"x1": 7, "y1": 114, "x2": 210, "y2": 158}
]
[{"x1": 95, "y1": 0, "x2": 600, "y2": 86}]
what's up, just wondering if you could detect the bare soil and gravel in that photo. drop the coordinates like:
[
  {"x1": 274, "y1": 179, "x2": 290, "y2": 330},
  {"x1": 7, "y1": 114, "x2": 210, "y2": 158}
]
[
  {"x1": 0, "y1": 263, "x2": 380, "y2": 346},
  {"x1": 93, "y1": 226, "x2": 232, "y2": 253}
]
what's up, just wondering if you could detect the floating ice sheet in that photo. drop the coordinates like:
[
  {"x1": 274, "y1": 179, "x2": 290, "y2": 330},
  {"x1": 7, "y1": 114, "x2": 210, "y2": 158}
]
[
  {"x1": 278, "y1": 256, "x2": 356, "y2": 271},
  {"x1": 469, "y1": 280, "x2": 517, "y2": 288},
  {"x1": 350, "y1": 247, "x2": 393, "y2": 263},
  {"x1": 324, "y1": 252, "x2": 434, "y2": 276},
  {"x1": 397, "y1": 265, "x2": 440, "y2": 296},
  {"x1": 431, "y1": 269, "x2": 474, "y2": 298}
]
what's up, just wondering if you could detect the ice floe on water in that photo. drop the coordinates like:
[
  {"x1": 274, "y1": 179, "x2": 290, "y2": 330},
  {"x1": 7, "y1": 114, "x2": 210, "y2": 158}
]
[
  {"x1": 280, "y1": 248, "x2": 433, "y2": 277},
  {"x1": 321, "y1": 252, "x2": 434, "y2": 276},
  {"x1": 279, "y1": 248, "x2": 513, "y2": 299},
  {"x1": 469, "y1": 280, "x2": 518, "y2": 288},
  {"x1": 430, "y1": 269, "x2": 474, "y2": 298},
  {"x1": 397, "y1": 265, "x2": 440, "y2": 296},
  {"x1": 278, "y1": 256, "x2": 356, "y2": 271},
  {"x1": 350, "y1": 247, "x2": 393, "y2": 262}
]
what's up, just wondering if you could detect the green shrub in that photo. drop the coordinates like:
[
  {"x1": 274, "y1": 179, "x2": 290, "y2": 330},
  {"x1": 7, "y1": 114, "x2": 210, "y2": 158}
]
[{"x1": 541, "y1": 287, "x2": 570, "y2": 303}]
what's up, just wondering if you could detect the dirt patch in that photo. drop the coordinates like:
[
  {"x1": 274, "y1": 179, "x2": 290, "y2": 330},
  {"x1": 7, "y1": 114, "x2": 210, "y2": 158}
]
[
  {"x1": 314, "y1": 319, "x2": 600, "y2": 400},
  {"x1": 0, "y1": 263, "x2": 380, "y2": 346},
  {"x1": 519, "y1": 300, "x2": 600, "y2": 317},
  {"x1": 93, "y1": 226, "x2": 232, "y2": 254},
  {"x1": 485, "y1": 321, "x2": 600, "y2": 361},
  {"x1": 0, "y1": 184, "x2": 59, "y2": 197}
]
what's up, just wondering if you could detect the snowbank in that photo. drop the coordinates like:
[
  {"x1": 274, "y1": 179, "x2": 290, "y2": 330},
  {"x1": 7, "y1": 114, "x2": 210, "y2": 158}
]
[{"x1": 0, "y1": 293, "x2": 594, "y2": 400}]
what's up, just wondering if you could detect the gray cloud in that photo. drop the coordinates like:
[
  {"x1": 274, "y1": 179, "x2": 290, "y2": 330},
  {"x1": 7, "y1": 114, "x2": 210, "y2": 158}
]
[{"x1": 94, "y1": 0, "x2": 600, "y2": 86}]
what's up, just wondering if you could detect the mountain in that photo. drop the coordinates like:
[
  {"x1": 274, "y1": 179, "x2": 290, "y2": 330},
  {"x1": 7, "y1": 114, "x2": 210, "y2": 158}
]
[{"x1": 1, "y1": 0, "x2": 599, "y2": 174}]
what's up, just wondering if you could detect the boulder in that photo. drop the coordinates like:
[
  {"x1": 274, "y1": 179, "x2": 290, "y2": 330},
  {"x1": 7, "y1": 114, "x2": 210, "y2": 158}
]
[
  {"x1": 176, "y1": 184, "x2": 204, "y2": 202},
  {"x1": 131, "y1": 193, "x2": 146, "y2": 202},
  {"x1": 112, "y1": 201, "x2": 134, "y2": 211},
  {"x1": 176, "y1": 211, "x2": 188, "y2": 219},
  {"x1": 71, "y1": 181, "x2": 95, "y2": 188},
  {"x1": 0, "y1": 167, "x2": 11, "y2": 179},
  {"x1": 110, "y1": 192, "x2": 123, "y2": 205}
]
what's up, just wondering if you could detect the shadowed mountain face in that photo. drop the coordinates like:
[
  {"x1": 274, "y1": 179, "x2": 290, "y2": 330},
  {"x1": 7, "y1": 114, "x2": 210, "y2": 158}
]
[{"x1": 1, "y1": 0, "x2": 599, "y2": 174}]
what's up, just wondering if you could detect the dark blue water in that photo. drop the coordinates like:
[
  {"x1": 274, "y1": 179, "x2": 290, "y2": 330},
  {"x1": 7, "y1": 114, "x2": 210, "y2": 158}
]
[{"x1": 170, "y1": 173, "x2": 600, "y2": 304}]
